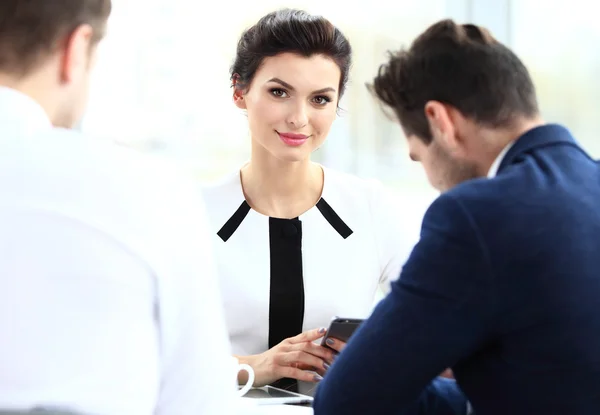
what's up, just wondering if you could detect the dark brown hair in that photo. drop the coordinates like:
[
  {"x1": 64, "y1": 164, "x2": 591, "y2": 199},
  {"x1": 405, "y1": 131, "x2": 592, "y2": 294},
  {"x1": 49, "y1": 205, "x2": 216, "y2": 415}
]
[
  {"x1": 0, "y1": 0, "x2": 112, "y2": 74},
  {"x1": 370, "y1": 19, "x2": 539, "y2": 143},
  {"x1": 231, "y1": 8, "x2": 352, "y2": 99}
]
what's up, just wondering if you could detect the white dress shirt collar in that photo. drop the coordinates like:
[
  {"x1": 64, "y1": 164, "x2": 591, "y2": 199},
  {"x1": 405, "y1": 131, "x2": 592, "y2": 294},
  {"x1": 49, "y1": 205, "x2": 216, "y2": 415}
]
[
  {"x1": 0, "y1": 86, "x2": 52, "y2": 135},
  {"x1": 487, "y1": 141, "x2": 515, "y2": 178}
]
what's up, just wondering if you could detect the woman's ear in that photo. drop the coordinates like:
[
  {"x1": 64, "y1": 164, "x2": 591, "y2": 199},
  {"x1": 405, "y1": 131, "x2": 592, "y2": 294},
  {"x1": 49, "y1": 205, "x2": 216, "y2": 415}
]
[
  {"x1": 233, "y1": 88, "x2": 246, "y2": 109},
  {"x1": 232, "y1": 74, "x2": 247, "y2": 109}
]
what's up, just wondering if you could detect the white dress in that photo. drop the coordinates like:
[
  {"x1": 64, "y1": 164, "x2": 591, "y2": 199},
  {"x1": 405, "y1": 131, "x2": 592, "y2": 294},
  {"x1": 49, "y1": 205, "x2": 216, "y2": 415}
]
[{"x1": 202, "y1": 166, "x2": 420, "y2": 356}]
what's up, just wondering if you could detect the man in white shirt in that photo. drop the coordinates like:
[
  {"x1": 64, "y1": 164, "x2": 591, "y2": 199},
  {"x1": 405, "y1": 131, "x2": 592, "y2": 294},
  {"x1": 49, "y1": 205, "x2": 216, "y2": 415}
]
[{"x1": 0, "y1": 1, "x2": 239, "y2": 413}]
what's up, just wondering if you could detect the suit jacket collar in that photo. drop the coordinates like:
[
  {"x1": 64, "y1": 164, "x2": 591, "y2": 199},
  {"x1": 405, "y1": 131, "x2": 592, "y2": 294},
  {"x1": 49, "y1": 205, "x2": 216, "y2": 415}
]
[{"x1": 497, "y1": 124, "x2": 584, "y2": 175}]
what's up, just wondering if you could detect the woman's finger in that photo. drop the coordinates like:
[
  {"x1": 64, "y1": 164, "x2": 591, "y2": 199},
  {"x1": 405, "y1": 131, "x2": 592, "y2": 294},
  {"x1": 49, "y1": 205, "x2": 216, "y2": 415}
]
[
  {"x1": 289, "y1": 340, "x2": 335, "y2": 362},
  {"x1": 288, "y1": 327, "x2": 327, "y2": 344},
  {"x1": 323, "y1": 337, "x2": 347, "y2": 353},
  {"x1": 277, "y1": 349, "x2": 326, "y2": 372},
  {"x1": 279, "y1": 366, "x2": 324, "y2": 383},
  {"x1": 295, "y1": 362, "x2": 328, "y2": 376}
]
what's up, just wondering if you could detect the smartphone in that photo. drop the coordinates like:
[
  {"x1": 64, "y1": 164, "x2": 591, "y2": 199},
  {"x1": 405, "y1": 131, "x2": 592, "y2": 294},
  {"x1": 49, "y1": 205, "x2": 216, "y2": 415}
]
[{"x1": 320, "y1": 317, "x2": 364, "y2": 349}]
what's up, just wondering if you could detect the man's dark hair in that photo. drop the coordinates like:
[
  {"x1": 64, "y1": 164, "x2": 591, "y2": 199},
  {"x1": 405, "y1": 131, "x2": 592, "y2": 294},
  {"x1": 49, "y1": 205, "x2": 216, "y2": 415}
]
[
  {"x1": 231, "y1": 8, "x2": 352, "y2": 98},
  {"x1": 0, "y1": 0, "x2": 112, "y2": 74},
  {"x1": 370, "y1": 19, "x2": 539, "y2": 143}
]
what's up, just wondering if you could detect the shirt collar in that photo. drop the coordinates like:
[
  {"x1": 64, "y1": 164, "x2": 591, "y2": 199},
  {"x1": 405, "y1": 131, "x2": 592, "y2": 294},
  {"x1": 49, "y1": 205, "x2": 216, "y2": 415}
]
[
  {"x1": 487, "y1": 141, "x2": 515, "y2": 178},
  {"x1": 0, "y1": 86, "x2": 52, "y2": 135}
]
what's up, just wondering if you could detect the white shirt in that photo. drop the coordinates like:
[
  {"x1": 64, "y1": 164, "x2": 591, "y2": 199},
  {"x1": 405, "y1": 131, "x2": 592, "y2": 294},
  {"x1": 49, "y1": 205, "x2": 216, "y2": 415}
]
[
  {"x1": 0, "y1": 87, "x2": 239, "y2": 415},
  {"x1": 487, "y1": 141, "x2": 515, "y2": 178},
  {"x1": 202, "y1": 167, "x2": 420, "y2": 357}
]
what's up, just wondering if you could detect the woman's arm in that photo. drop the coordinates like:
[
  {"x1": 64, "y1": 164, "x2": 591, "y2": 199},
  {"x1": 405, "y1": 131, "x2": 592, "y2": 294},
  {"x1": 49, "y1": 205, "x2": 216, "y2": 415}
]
[{"x1": 233, "y1": 328, "x2": 335, "y2": 387}]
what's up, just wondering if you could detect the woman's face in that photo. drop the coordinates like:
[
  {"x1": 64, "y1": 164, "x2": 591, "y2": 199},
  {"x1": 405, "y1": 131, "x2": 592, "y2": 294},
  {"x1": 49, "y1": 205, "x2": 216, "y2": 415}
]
[{"x1": 234, "y1": 52, "x2": 341, "y2": 163}]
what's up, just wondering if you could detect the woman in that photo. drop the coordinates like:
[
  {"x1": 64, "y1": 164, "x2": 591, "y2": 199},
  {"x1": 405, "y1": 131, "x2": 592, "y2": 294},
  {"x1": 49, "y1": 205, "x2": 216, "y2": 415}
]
[{"x1": 202, "y1": 8, "x2": 418, "y2": 389}]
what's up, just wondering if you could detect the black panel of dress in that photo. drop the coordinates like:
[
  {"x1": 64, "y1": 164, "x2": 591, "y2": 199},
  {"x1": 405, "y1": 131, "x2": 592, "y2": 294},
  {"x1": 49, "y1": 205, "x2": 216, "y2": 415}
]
[{"x1": 217, "y1": 198, "x2": 353, "y2": 393}]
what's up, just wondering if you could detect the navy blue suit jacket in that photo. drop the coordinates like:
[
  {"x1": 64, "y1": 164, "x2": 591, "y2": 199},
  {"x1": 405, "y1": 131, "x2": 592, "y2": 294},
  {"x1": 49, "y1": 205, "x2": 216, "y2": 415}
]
[{"x1": 313, "y1": 125, "x2": 600, "y2": 414}]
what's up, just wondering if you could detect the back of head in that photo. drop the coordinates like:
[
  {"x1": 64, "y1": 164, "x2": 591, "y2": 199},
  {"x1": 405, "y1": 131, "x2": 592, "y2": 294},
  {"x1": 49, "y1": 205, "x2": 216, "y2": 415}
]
[
  {"x1": 370, "y1": 19, "x2": 539, "y2": 143},
  {"x1": 231, "y1": 8, "x2": 352, "y2": 97},
  {"x1": 0, "y1": 0, "x2": 112, "y2": 128},
  {"x1": 0, "y1": 0, "x2": 111, "y2": 76}
]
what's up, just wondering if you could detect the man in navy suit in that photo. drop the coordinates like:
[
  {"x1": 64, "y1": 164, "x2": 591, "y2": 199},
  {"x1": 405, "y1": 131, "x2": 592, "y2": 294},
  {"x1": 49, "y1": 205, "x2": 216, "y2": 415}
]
[{"x1": 313, "y1": 19, "x2": 600, "y2": 415}]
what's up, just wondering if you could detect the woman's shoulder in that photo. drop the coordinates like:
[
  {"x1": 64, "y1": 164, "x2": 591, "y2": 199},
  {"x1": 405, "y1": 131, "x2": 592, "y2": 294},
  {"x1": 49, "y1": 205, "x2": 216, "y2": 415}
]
[
  {"x1": 201, "y1": 170, "x2": 241, "y2": 200},
  {"x1": 323, "y1": 167, "x2": 417, "y2": 240},
  {"x1": 199, "y1": 169, "x2": 245, "y2": 231},
  {"x1": 323, "y1": 167, "x2": 397, "y2": 207}
]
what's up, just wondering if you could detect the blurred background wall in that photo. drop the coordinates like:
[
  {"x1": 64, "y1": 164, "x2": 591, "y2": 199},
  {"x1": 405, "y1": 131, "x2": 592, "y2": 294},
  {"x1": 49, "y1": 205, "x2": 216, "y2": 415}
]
[{"x1": 80, "y1": 0, "x2": 600, "y2": 222}]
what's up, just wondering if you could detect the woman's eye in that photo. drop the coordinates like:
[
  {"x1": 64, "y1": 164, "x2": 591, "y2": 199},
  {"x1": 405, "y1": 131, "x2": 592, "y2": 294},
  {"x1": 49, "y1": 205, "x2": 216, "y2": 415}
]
[
  {"x1": 270, "y1": 88, "x2": 288, "y2": 98},
  {"x1": 313, "y1": 96, "x2": 331, "y2": 105}
]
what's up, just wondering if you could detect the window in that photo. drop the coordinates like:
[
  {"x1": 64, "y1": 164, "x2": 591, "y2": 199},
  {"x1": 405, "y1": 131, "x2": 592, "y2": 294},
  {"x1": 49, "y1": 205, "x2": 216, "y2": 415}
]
[
  {"x1": 82, "y1": 0, "x2": 446, "y2": 198},
  {"x1": 510, "y1": 0, "x2": 600, "y2": 156}
]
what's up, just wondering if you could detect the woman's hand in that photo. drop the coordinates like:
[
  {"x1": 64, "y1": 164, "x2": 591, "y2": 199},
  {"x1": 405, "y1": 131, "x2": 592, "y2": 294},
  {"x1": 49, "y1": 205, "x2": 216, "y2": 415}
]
[
  {"x1": 238, "y1": 327, "x2": 335, "y2": 387},
  {"x1": 322, "y1": 336, "x2": 347, "y2": 354}
]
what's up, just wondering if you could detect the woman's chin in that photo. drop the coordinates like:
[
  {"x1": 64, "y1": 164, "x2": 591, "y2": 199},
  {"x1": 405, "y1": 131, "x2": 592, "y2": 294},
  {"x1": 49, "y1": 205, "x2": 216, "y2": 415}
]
[{"x1": 270, "y1": 147, "x2": 313, "y2": 163}]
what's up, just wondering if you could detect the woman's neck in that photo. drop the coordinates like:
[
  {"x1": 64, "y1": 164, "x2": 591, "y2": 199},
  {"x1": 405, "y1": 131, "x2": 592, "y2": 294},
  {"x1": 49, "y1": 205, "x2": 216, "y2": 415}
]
[{"x1": 240, "y1": 149, "x2": 324, "y2": 219}]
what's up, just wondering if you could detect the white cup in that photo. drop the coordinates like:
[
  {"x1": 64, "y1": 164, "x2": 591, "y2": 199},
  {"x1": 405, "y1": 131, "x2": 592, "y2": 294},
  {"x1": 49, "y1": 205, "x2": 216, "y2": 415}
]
[{"x1": 232, "y1": 357, "x2": 255, "y2": 397}]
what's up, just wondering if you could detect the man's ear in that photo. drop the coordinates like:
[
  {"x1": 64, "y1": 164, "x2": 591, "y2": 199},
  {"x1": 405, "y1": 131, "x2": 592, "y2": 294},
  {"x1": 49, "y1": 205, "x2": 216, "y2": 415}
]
[
  {"x1": 424, "y1": 100, "x2": 459, "y2": 151},
  {"x1": 60, "y1": 24, "x2": 94, "y2": 84}
]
